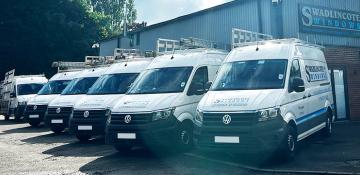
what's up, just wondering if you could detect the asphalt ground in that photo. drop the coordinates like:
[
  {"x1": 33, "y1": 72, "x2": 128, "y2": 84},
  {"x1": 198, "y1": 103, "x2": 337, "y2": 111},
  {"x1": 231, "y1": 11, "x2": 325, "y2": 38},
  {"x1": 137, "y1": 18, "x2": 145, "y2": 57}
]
[{"x1": 0, "y1": 115, "x2": 359, "y2": 175}]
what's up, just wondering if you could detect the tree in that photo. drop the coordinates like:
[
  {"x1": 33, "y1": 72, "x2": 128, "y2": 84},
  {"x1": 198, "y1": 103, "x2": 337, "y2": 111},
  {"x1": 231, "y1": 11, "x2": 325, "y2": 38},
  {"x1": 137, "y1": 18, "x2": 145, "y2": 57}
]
[
  {"x1": 88, "y1": 0, "x2": 137, "y2": 35},
  {"x1": 0, "y1": 0, "x2": 115, "y2": 79}
]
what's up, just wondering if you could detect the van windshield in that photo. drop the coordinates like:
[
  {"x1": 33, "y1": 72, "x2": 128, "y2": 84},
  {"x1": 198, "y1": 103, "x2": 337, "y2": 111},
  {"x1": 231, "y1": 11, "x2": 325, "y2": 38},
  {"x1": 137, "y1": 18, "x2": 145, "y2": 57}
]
[
  {"x1": 128, "y1": 67, "x2": 193, "y2": 94},
  {"x1": 61, "y1": 77, "x2": 98, "y2": 95},
  {"x1": 37, "y1": 80, "x2": 71, "y2": 95},
  {"x1": 211, "y1": 59, "x2": 288, "y2": 91},
  {"x1": 17, "y1": 84, "x2": 44, "y2": 96},
  {"x1": 87, "y1": 73, "x2": 139, "y2": 95}
]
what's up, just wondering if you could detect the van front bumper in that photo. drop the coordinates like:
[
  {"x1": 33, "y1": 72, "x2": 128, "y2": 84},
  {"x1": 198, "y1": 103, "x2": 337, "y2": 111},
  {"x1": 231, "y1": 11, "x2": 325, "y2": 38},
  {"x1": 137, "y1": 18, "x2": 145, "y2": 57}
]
[
  {"x1": 194, "y1": 113, "x2": 287, "y2": 154},
  {"x1": 23, "y1": 105, "x2": 48, "y2": 123},
  {"x1": 44, "y1": 107, "x2": 73, "y2": 129},
  {"x1": 105, "y1": 113, "x2": 178, "y2": 147},
  {"x1": 68, "y1": 109, "x2": 107, "y2": 136}
]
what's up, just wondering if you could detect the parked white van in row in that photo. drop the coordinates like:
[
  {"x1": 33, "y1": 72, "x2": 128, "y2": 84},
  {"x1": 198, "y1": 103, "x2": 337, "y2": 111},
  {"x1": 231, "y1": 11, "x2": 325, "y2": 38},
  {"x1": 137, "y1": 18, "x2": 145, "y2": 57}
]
[
  {"x1": 45, "y1": 67, "x2": 108, "y2": 133},
  {"x1": 195, "y1": 39, "x2": 334, "y2": 159},
  {"x1": 69, "y1": 59, "x2": 152, "y2": 141},
  {"x1": 24, "y1": 71, "x2": 81, "y2": 127},
  {"x1": 1, "y1": 71, "x2": 48, "y2": 121},
  {"x1": 105, "y1": 49, "x2": 228, "y2": 151}
]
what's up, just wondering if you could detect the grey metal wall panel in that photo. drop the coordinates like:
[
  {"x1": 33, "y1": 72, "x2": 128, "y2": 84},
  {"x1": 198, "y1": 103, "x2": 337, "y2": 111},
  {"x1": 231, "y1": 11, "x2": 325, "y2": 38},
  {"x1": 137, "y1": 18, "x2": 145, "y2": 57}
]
[
  {"x1": 136, "y1": 0, "x2": 264, "y2": 51},
  {"x1": 99, "y1": 39, "x2": 118, "y2": 56},
  {"x1": 281, "y1": 0, "x2": 360, "y2": 47}
]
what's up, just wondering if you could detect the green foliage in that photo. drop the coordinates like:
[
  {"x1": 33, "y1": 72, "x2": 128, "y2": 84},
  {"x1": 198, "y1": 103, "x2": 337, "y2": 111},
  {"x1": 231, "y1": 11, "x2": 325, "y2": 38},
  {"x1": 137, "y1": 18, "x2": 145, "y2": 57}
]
[{"x1": 0, "y1": 0, "x2": 137, "y2": 79}]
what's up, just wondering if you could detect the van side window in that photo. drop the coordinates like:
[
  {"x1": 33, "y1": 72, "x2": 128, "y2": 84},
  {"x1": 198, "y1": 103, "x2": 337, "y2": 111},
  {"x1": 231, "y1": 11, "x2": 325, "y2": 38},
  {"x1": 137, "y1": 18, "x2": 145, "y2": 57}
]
[
  {"x1": 289, "y1": 60, "x2": 303, "y2": 92},
  {"x1": 187, "y1": 66, "x2": 208, "y2": 96}
]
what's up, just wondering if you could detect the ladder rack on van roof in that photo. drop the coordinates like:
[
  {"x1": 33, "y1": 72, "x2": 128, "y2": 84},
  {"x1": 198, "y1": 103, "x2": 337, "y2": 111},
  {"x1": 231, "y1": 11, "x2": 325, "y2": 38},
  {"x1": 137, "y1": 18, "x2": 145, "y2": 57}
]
[
  {"x1": 51, "y1": 61, "x2": 85, "y2": 73},
  {"x1": 232, "y1": 28, "x2": 273, "y2": 49},
  {"x1": 232, "y1": 38, "x2": 324, "y2": 49},
  {"x1": 156, "y1": 37, "x2": 222, "y2": 55}
]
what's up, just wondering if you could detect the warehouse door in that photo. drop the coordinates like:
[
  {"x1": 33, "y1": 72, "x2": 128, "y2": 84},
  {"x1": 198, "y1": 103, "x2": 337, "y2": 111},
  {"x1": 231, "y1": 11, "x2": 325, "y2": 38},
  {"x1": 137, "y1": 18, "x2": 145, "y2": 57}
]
[{"x1": 331, "y1": 69, "x2": 349, "y2": 120}]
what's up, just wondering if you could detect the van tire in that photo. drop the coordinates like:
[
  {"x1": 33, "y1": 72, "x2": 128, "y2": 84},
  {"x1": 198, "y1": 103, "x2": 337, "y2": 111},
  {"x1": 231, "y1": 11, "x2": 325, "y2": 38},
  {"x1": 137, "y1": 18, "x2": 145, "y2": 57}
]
[
  {"x1": 14, "y1": 108, "x2": 22, "y2": 122},
  {"x1": 176, "y1": 122, "x2": 194, "y2": 151},
  {"x1": 321, "y1": 110, "x2": 333, "y2": 137},
  {"x1": 280, "y1": 124, "x2": 297, "y2": 160},
  {"x1": 51, "y1": 126, "x2": 65, "y2": 134},
  {"x1": 29, "y1": 121, "x2": 40, "y2": 127},
  {"x1": 4, "y1": 115, "x2": 10, "y2": 121},
  {"x1": 114, "y1": 145, "x2": 132, "y2": 153},
  {"x1": 76, "y1": 134, "x2": 91, "y2": 142}
]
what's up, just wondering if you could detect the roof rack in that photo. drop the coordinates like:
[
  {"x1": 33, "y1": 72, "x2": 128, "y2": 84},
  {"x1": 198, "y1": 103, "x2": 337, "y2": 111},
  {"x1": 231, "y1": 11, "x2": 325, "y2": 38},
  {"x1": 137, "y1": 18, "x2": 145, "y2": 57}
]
[
  {"x1": 156, "y1": 37, "x2": 222, "y2": 55},
  {"x1": 232, "y1": 38, "x2": 325, "y2": 49},
  {"x1": 51, "y1": 61, "x2": 85, "y2": 73},
  {"x1": 232, "y1": 28, "x2": 273, "y2": 49}
]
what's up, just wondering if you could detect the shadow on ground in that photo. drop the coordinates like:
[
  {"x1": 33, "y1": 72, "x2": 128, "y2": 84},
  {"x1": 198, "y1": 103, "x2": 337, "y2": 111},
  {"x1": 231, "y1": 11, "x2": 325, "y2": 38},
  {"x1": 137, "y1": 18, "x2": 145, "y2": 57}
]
[{"x1": 21, "y1": 132, "x2": 75, "y2": 144}]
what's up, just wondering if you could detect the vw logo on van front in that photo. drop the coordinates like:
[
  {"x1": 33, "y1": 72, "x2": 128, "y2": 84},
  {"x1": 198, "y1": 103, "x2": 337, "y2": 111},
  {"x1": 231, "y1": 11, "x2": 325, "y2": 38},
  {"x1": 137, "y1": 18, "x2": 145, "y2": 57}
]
[
  {"x1": 222, "y1": 114, "x2": 232, "y2": 125},
  {"x1": 33, "y1": 105, "x2": 37, "y2": 110},
  {"x1": 83, "y1": 111, "x2": 89, "y2": 118},
  {"x1": 124, "y1": 115, "x2": 132, "y2": 124},
  {"x1": 56, "y1": 108, "x2": 61, "y2": 114}
]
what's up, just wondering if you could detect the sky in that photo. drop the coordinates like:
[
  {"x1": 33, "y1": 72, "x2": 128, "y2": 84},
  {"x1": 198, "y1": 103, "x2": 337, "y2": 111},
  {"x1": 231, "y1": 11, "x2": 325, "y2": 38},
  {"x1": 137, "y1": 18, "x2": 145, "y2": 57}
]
[{"x1": 134, "y1": 0, "x2": 233, "y2": 25}]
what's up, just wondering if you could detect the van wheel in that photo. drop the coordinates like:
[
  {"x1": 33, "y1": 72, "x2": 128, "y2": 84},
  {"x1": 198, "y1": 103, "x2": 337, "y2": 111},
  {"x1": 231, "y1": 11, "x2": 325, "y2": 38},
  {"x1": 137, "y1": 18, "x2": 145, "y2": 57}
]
[
  {"x1": 51, "y1": 126, "x2": 65, "y2": 134},
  {"x1": 4, "y1": 115, "x2": 10, "y2": 121},
  {"x1": 280, "y1": 125, "x2": 297, "y2": 160},
  {"x1": 114, "y1": 145, "x2": 132, "y2": 153},
  {"x1": 76, "y1": 134, "x2": 91, "y2": 142},
  {"x1": 29, "y1": 121, "x2": 41, "y2": 127},
  {"x1": 321, "y1": 111, "x2": 333, "y2": 137},
  {"x1": 176, "y1": 122, "x2": 194, "y2": 151},
  {"x1": 14, "y1": 108, "x2": 22, "y2": 122}
]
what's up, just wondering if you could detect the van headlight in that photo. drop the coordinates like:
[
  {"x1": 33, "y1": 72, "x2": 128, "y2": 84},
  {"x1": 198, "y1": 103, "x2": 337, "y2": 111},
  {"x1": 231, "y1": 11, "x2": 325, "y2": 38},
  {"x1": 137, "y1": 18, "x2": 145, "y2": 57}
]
[
  {"x1": 258, "y1": 107, "x2": 279, "y2": 122},
  {"x1": 152, "y1": 108, "x2": 174, "y2": 121},
  {"x1": 195, "y1": 109, "x2": 203, "y2": 124}
]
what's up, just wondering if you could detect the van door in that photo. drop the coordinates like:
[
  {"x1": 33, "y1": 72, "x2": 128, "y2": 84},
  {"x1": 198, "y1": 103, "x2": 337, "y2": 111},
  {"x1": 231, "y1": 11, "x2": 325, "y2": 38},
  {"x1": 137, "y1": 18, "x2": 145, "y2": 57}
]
[
  {"x1": 301, "y1": 60, "x2": 329, "y2": 134},
  {"x1": 287, "y1": 59, "x2": 308, "y2": 134}
]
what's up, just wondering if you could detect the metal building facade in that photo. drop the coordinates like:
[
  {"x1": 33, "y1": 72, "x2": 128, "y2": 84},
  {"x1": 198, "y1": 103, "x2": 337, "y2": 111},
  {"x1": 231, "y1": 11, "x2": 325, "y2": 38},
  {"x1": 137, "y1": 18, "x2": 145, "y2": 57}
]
[{"x1": 99, "y1": 0, "x2": 360, "y2": 120}]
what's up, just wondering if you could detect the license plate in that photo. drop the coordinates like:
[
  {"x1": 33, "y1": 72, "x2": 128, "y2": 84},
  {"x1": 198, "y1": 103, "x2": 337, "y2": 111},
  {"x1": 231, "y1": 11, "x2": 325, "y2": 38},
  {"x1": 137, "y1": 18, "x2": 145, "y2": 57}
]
[
  {"x1": 214, "y1": 136, "x2": 240, "y2": 143},
  {"x1": 117, "y1": 133, "x2": 136, "y2": 139},
  {"x1": 51, "y1": 119, "x2": 63, "y2": 124},
  {"x1": 29, "y1": 115, "x2": 39, "y2": 119},
  {"x1": 78, "y1": 125, "x2": 92, "y2": 130}
]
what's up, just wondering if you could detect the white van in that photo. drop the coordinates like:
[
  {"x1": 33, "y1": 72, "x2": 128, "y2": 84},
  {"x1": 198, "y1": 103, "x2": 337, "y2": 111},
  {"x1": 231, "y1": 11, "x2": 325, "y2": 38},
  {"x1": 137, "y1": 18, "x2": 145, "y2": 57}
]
[
  {"x1": 24, "y1": 71, "x2": 81, "y2": 127},
  {"x1": 1, "y1": 71, "x2": 48, "y2": 121},
  {"x1": 69, "y1": 59, "x2": 152, "y2": 141},
  {"x1": 105, "y1": 49, "x2": 227, "y2": 152},
  {"x1": 195, "y1": 39, "x2": 334, "y2": 159},
  {"x1": 45, "y1": 67, "x2": 108, "y2": 133}
]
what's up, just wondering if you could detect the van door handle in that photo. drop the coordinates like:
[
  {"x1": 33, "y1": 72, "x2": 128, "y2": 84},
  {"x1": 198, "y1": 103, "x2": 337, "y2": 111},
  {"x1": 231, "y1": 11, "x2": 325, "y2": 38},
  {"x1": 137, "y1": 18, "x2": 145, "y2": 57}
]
[
  {"x1": 303, "y1": 95, "x2": 307, "y2": 99},
  {"x1": 307, "y1": 94, "x2": 312, "y2": 98}
]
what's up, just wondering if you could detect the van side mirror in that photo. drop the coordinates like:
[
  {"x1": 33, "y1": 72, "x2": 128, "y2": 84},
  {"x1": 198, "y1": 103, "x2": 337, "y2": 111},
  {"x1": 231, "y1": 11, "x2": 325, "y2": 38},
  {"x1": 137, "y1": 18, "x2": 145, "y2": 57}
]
[
  {"x1": 188, "y1": 83, "x2": 206, "y2": 96},
  {"x1": 291, "y1": 77, "x2": 305, "y2": 93},
  {"x1": 10, "y1": 92, "x2": 16, "y2": 98},
  {"x1": 205, "y1": 82, "x2": 212, "y2": 92}
]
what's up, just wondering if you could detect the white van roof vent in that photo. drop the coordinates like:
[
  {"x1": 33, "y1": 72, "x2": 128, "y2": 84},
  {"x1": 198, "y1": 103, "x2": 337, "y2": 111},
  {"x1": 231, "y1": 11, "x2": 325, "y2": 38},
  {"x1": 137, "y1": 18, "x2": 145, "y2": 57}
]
[{"x1": 232, "y1": 28, "x2": 273, "y2": 49}]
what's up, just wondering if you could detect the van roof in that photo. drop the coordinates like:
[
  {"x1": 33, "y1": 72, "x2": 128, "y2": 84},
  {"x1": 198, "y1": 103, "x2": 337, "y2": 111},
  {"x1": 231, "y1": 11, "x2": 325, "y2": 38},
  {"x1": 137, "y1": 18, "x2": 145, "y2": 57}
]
[
  {"x1": 105, "y1": 59, "x2": 153, "y2": 74},
  {"x1": 49, "y1": 71, "x2": 81, "y2": 81},
  {"x1": 148, "y1": 49, "x2": 227, "y2": 69},
  {"x1": 74, "y1": 67, "x2": 108, "y2": 79},
  {"x1": 227, "y1": 39, "x2": 324, "y2": 63}
]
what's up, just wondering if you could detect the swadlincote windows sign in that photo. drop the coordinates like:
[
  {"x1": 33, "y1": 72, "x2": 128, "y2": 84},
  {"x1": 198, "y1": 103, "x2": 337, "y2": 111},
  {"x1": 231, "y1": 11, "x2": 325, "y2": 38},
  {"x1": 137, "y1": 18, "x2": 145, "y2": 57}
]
[{"x1": 299, "y1": 4, "x2": 360, "y2": 37}]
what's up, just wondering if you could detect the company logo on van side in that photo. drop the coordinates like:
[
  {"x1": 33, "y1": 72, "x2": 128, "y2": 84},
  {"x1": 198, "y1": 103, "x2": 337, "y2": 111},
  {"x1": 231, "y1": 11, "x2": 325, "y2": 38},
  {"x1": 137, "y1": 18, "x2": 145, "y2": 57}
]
[{"x1": 305, "y1": 65, "x2": 328, "y2": 82}]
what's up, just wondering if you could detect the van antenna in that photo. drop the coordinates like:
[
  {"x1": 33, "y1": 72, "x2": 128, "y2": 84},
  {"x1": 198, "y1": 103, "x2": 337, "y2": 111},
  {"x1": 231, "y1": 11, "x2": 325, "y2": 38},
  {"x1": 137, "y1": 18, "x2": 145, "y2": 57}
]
[{"x1": 256, "y1": 41, "x2": 260, "y2": 51}]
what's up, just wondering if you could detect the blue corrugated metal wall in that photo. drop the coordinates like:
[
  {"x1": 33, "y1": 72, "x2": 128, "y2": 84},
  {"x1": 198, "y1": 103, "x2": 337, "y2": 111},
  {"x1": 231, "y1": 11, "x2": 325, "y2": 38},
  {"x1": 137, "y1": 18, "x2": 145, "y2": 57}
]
[
  {"x1": 136, "y1": 0, "x2": 265, "y2": 51},
  {"x1": 99, "y1": 0, "x2": 360, "y2": 55},
  {"x1": 281, "y1": 0, "x2": 360, "y2": 46}
]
